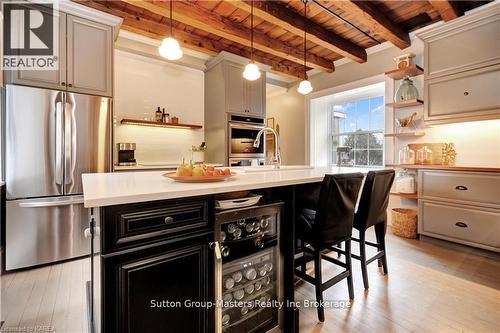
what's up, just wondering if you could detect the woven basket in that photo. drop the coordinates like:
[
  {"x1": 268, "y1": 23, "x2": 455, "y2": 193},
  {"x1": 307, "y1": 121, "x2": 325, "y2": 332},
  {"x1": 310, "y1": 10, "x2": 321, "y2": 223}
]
[{"x1": 391, "y1": 208, "x2": 418, "y2": 239}]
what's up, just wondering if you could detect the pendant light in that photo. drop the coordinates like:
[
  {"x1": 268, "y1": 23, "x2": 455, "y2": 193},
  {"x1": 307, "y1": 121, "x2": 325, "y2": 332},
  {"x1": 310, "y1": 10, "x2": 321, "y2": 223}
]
[
  {"x1": 297, "y1": 0, "x2": 313, "y2": 95},
  {"x1": 159, "y1": 0, "x2": 183, "y2": 60},
  {"x1": 243, "y1": 0, "x2": 261, "y2": 81}
]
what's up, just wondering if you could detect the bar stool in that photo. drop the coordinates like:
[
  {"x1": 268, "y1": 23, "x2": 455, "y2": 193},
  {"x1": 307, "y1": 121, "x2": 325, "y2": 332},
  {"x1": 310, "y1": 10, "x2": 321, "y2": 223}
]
[
  {"x1": 294, "y1": 173, "x2": 364, "y2": 322},
  {"x1": 351, "y1": 170, "x2": 395, "y2": 290}
]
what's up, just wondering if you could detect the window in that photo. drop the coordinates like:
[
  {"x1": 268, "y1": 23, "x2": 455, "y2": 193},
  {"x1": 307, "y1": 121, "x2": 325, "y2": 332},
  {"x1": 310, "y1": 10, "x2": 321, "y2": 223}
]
[{"x1": 330, "y1": 93, "x2": 384, "y2": 166}]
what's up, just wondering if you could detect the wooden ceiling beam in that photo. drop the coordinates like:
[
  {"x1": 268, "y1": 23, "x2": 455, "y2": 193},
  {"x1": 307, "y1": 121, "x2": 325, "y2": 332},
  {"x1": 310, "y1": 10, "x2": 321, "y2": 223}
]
[
  {"x1": 428, "y1": 0, "x2": 463, "y2": 22},
  {"x1": 74, "y1": 1, "x2": 305, "y2": 79},
  {"x1": 330, "y1": 0, "x2": 411, "y2": 49},
  {"x1": 121, "y1": 0, "x2": 334, "y2": 72},
  {"x1": 230, "y1": 0, "x2": 367, "y2": 63}
]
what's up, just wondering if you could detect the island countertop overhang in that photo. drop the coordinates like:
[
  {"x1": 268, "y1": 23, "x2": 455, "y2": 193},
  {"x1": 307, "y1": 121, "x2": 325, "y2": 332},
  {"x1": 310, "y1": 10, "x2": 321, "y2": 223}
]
[{"x1": 82, "y1": 167, "x2": 381, "y2": 208}]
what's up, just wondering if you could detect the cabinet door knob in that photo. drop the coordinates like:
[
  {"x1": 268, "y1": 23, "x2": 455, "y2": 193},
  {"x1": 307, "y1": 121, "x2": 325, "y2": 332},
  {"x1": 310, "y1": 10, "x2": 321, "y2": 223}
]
[
  {"x1": 61, "y1": 82, "x2": 66, "y2": 86},
  {"x1": 463, "y1": 91, "x2": 469, "y2": 96},
  {"x1": 68, "y1": 83, "x2": 73, "y2": 87},
  {"x1": 455, "y1": 185, "x2": 468, "y2": 190},
  {"x1": 164, "y1": 216, "x2": 174, "y2": 224},
  {"x1": 455, "y1": 222, "x2": 468, "y2": 228},
  {"x1": 84, "y1": 228, "x2": 92, "y2": 238}
]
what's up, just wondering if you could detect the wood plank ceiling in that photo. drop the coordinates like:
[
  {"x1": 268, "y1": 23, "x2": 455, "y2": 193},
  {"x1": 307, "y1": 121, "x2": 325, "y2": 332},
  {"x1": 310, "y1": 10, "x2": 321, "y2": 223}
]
[{"x1": 75, "y1": 0, "x2": 491, "y2": 79}]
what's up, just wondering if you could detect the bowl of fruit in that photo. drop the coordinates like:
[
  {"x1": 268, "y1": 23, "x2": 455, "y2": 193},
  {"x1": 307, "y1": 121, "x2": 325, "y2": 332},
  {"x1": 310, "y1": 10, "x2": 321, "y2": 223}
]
[{"x1": 163, "y1": 161, "x2": 234, "y2": 183}]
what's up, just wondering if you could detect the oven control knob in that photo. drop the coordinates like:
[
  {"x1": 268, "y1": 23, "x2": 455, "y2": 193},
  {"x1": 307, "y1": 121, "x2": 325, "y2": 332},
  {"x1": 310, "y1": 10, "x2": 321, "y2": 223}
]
[
  {"x1": 255, "y1": 238, "x2": 264, "y2": 249},
  {"x1": 221, "y1": 246, "x2": 230, "y2": 257}
]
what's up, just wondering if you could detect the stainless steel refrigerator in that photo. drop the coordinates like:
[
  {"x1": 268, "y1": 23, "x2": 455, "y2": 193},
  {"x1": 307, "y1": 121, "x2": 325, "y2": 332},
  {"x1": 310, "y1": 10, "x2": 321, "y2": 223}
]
[{"x1": 4, "y1": 84, "x2": 111, "y2": 270}]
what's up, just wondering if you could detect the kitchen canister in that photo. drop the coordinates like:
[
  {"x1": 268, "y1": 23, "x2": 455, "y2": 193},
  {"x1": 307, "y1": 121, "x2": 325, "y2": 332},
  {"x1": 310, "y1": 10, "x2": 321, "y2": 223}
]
[
  {"x1": 395, "y1": 170, "x2": 416, "y2": 194},
  {"x1": 394, "y1": 76, "x2": 419, "y2": 102},
  {"x1": 398, "y1": 145, "x2": 415, "y2": 164},
  {"x1": 416, "y1": 146, "x2": 433, "y2": 164}
]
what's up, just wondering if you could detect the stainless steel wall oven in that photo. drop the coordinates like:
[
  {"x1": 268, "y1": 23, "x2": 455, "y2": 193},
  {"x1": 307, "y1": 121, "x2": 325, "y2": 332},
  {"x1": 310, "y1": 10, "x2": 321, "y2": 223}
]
[{"x1": 228, "y1": 115, "x2": 265, "y2": 165}]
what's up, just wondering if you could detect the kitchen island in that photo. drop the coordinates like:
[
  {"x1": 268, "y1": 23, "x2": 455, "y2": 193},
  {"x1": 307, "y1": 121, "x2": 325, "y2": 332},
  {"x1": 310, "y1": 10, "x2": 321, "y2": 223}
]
[{"x1": 82, "y1": 166, "x2": 380, "y2": 333}]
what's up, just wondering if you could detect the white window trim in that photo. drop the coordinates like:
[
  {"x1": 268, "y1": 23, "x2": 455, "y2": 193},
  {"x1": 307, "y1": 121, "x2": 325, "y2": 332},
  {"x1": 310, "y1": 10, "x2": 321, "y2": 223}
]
[{"x1": 305, "y1": 74, "x2": 386, "y2": 165}]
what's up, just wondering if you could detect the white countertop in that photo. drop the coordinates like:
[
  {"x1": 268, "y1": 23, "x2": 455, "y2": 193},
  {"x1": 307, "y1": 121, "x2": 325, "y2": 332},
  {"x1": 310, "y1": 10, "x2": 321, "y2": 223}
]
[{"x1": 82, "y1": 166, "x2": 381, "y2": 208}]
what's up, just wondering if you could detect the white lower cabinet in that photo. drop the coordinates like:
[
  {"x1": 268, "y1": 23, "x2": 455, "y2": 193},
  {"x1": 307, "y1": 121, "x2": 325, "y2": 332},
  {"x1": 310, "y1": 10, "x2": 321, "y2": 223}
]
[
  {"x1": 419, "y1": 200, "x2": 500, "y2": 251},
  {"x1": 418, "y1": 170, "x2": 500, "y2": 252}
]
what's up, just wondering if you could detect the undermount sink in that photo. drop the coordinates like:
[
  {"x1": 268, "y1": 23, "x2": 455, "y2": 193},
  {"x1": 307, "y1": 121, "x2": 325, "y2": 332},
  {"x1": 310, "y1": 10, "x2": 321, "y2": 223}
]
[{"x1": 243, "y1": 165, "x2": 314, "y2": 173}]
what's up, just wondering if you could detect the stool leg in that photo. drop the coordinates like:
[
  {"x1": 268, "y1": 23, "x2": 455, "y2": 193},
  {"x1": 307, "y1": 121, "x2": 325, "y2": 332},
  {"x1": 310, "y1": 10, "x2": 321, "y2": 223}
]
[
  {"x1": 359, "y1": 230, "x2": 369, "y2": 290},
  {"x1": 300, "y1": 241, "x2": 307, "y2": 274},
  {"x1": 345, "y1": 240, "x2": 354, "y2": 300},
  {"x1": 336, "y1": 243, "x2": 342, "y2": 258},
  {"x1": 314, "y1": 250, "x2": 325, "y2": 322},
  {"x1": 375, "y1": 223, "x2": 388, "y2": 275}
]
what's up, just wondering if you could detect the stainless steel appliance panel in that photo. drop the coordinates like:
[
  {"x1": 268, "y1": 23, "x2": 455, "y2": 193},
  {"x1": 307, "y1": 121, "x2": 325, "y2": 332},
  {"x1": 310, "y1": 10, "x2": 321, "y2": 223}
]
[
  {"x1": 5, "y1": 196, "x2": 90, "y2": 270},
  {"x1": 5, "y1": 85, "x2": 64, "y2": 199},
  {"x1": 228, "y1": 122, "x2": 265, "y2": 159},
  {"x1": 64, "y1": 93, "x2": 111, "y2": 195}
]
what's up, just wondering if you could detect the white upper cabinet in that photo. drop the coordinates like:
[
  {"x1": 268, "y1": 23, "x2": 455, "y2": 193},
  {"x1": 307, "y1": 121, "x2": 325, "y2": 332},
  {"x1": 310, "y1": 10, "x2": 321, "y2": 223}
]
[
  {"x1": 224, "y1": 60, "x2": 266, "y2": 116},
  {"x1": 422, "y1": 14, "x2": 500, "y2": 79},
  {"x1": 419, "y1": 4, "x2": 500, "y2": 124},
  {"x1": 247, "y1": 75, "x2": 266, "y2": 116},
  {"x1": 7, "y1": 8, "x2": 67, "y2": 90},
  {"x1": 67, "y1": 15, "x2": 112, "y2": 96},
  {"x1": 226, "y1": 62, "x2": 247, "y2": 114},
  {"x1": 6, "y1": 9, "x2": 113, "y2": 97}
]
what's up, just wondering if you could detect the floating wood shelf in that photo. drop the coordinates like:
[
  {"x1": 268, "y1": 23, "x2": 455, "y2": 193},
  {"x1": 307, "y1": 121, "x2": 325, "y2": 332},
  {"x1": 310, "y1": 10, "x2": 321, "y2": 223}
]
[
  {"x1": 386, "y1": 99, "x2": 424, "y2": 108},
  {"x1": 384, "y1": 132, "x2": 425, "y2": 138},
  {"x1": 385, "y1": 65, "x2": 424, "y2": 80},
  {"x1": 390, "y1": 192, "x2": 418, "y2": 199},
  {"x1": 121, "y1": 118, "x2": 203, "y2": 129}
]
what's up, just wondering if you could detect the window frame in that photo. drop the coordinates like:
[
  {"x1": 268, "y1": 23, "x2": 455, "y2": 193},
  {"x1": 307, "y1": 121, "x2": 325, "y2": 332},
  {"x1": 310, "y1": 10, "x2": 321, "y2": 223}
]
[{"x1": 329, "y1": 95, "x2": 385, "y2": 167}]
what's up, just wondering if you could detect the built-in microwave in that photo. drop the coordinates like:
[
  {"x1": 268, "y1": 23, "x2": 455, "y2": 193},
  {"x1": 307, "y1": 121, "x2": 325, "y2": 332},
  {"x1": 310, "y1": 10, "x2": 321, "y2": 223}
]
[{"x1": 228, "y1": 115, "x2": 266, "y2": 162}]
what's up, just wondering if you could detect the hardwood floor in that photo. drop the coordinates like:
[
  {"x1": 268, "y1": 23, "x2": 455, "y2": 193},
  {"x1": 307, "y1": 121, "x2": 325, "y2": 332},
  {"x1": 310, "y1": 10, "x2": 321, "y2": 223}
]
[
  {"x1": 1, "y1": 257, "x2": 90, "y2": 333},
  {"x1": 296, "y1": 229, "x2": 500, "y2": 333},
  {"x1": 0, "y1": 229, "x2": 499, "y2": 333}
]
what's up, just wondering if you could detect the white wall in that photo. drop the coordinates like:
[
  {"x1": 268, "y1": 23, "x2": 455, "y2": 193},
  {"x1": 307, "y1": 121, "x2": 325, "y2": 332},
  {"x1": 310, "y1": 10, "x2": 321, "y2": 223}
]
[
  {"x1": 114, "y1": 50, "x2": 205, "y2": 165},
  {"x1": 267, "y1": 89, "x2": 306, "y2": 165}
]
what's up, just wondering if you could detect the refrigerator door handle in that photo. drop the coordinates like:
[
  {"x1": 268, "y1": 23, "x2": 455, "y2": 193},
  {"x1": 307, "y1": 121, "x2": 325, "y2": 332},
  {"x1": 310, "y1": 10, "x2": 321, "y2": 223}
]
[
  {"x1": 18, "y1": 196, "x2": 84, "y2": 208},
  {"x1": 64, "y1": 93, "x2": 77, "y2": 188},
  {"x1": 55, "y1": 92, "x2": 64, "y2": 185}
]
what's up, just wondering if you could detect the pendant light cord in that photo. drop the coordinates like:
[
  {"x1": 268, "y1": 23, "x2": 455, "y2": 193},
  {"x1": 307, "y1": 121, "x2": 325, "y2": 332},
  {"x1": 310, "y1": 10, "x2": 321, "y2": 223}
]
[
  {"x1": 169, "y1": 0, "x2": 173, "y2": 37},
  {"x1": 250, "y1": 0, "x2": 254, "y2": 62},
  {"x1": 303, "y1": 0, "x2": 307, "y2": 78}
]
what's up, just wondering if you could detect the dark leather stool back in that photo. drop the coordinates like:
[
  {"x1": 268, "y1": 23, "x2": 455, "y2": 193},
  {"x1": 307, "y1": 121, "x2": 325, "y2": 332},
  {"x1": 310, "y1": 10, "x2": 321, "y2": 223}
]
[
  {"x1": 313, "y1": 173, "x2": 364, "y2": 247},
  {"x1": 354, "y1": 170, "x2": 395, "y2": 230}
]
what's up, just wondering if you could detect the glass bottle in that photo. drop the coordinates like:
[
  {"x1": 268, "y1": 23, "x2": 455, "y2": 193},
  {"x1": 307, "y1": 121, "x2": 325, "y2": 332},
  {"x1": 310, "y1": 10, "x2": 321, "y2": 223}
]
[
  {"x1": 394, "y1": 76, "x2": 419, "y2": 102},
  {"x1": 244, "y1": 268, "x2": 257, "y2": 281},
  {"x1": 224, "y1": 277, "x2": 235, "y2": 290},
  {"x1": 155, "y1": 107, "x2": 162, "y2": 122}
]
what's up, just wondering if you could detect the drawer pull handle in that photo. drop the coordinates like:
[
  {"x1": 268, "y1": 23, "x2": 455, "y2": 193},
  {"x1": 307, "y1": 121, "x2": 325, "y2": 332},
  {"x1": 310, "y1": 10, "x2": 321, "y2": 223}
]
[
  {"x1": 463, "y1": 91, "x2": 469, "y2": 96},
  {"x1": 455, "y1": 222, "x2": 468, "y2": 228},
  {"x1": 455, "y1": 185, "x2": 468, "y2": 191},
  {"x1": 164, "y1": 216, "x2": 174, "y2": 224}
]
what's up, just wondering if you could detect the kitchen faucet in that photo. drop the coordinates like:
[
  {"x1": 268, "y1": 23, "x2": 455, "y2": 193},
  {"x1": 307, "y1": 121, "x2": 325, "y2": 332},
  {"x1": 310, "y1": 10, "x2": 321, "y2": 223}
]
[{"x1": 253, "y1": 127, "x2": 281, "y2": 168}]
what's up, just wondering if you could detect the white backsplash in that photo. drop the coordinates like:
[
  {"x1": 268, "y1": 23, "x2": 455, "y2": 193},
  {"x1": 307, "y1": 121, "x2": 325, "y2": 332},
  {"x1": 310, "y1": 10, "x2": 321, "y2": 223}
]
[
  {"x1": 114, "y1": 123, "x2": 203, "y2": 164},
  {"x1": 114, "y1": 49, "x2": 205, "y2": 165}
]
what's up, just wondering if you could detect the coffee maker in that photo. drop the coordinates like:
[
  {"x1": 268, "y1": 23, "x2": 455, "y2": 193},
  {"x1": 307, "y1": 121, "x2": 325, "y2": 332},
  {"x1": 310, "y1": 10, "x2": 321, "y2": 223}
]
[
  {"x1": 336, "y1": 146, "x2": 353, "y2": 167},
  {"x1": 116, "y1": 143, "x2": 137, "y2": 166}
]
